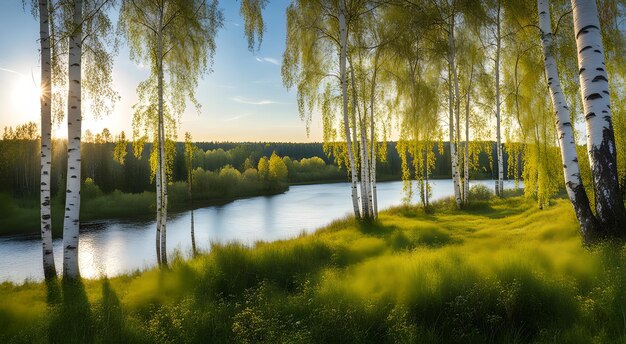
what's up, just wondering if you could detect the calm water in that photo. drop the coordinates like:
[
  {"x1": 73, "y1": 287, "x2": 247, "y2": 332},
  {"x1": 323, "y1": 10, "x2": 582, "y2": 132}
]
[{"x1": 0, "y1": 179, "x2": 520, "y2": 283}]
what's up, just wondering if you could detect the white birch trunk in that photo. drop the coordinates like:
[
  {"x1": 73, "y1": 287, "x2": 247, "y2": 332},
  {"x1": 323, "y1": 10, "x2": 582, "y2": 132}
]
[
  {"x1": 39, "y1": 0, "x2": 56, "y2": 279},
  {"x1": 157, "y1": 24, "x2": 168, "y2": 266},
  {"x1": 538, "y1": 0, "x2": 598, "y2": 239},
  {"x1": 155, "y1": 139, "x2": 162, "y2": 266},
  {"x1": 495, "y1": 1, "x2": 504, "y2": 197},
  {"x1": 370, "y1": 130, "x2": 378, "y2": 218},
  {"x1": 571, "y1": 0, "x2": 626, "y2": 231},
  {"x1": 449, "y1": 16, "x2": 462, "y2": 207},
  {"x1": 190, "y1": 157, "x2": 196, "y2": 256},
  {"x1": 425, "y1": 149, "x2": 430, "y2": 207},
  {"x1": 62, "y1": 0, "x2": 83, "y2": 279},
  {"x1": 339, "y1": 0, "x2": 361, "y2": 219},
  {"x1": 349, "y1": 68, "x2": 371, "y2": 218},
  {"x1": 160, "y1": 118, "x2": 168, "y2": 266},
  {"x1": 154, "y1": 25, "x2": 163, "y2": 267},
  {"x1": 361, "y1": 121, "x2": 373, "y2": 218},
  {"x1": 456, "y1": 69, "x2": 462, "y2": 203},
  {"x1": 369, "y1": 64, "x2": 378, "y2": 218},
  {"x1": 464, "y1": 75, "x2": 472, "y2": 204}
]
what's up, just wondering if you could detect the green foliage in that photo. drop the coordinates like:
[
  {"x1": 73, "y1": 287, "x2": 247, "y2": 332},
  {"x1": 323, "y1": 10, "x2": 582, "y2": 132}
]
[
  {"x1": 82, "y1": 178, "x2": 103, "y2": 201},
  {"x1": 113, "y1": 131, "x2": 129, "y2": 165},
  {"x1": 257, "y1": 156, "x2": 269, "y2": 182},
  {"x1": 468, "y1": 184, "x2": 494, "y2": 202},
  {"x1": 268, "y1": 152, "x2": 288, "y2": 183}
]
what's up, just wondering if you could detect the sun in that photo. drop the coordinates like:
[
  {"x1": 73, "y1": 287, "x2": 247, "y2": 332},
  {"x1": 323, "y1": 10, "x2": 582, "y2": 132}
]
[{"x1": 10, "y1": 77, "x2": 42, "y2": 123}]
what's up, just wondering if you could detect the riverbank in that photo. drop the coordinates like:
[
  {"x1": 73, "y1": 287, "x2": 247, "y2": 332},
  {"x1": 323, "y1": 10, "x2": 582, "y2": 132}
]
[
  {"x1": 0, "y1": 184, "x2": 288, "y2": 237},
  {"x1": 2, "y1": 196, "x2": 626, "y2": 343}
]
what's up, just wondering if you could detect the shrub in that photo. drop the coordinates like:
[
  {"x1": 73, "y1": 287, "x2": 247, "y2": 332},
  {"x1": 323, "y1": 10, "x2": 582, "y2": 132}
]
[
  {"x1": 468, "y1": 184, "x2": 493, "y2": 202},
  {"x1": 82, "y1": 178, "x2": 103, "y2": 200}
]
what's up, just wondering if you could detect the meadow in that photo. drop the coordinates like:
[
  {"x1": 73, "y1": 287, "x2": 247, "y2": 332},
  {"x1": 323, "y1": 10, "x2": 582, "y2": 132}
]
[{"x1": 2, "y1": 190, "x2": 626, "y2": 343}]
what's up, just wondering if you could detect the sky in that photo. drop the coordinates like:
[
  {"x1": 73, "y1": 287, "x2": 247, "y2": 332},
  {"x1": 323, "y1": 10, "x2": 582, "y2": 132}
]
[{"x1": 0, "y1": 0, "x2": 325, "y2": 142}]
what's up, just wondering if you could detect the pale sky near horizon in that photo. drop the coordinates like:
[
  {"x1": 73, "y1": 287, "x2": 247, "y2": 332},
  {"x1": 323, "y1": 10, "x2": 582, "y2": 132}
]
[{"x1": 0, "y1": 0, "x2": 325, "y2": 142}]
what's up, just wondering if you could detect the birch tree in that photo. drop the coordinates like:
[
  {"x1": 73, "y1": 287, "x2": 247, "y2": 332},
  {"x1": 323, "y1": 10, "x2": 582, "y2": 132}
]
[
  {"x1": 26, "y1": 0, "x2": 57, "y2": 279},
  {"x1": 283, "y1": 0, "x2": 381, "y2": 219},
  {"x1": 120, "y1": 0, "x2": 223, "y2": 266},
  {"x1": 537, "y1": 0, "x2": 598, "y2": 240},
  {"x1": 492, "y1": 0, "x2": 504, "y2": 197},
  {"x1": 58, "y1": 0, "x2": 117, "y2": 279},
  {"x1": 185, "y1": 132, "x2": 197, "y2": 256},
  {"x1": 570, "y1": 0, "x2": 626, "y2": 233},
  {"x1": 385, "y1": 2, "x2": 441, "y2": 208},
  {"x1": 413, "y1": 0, "x2": 482, "y2": 207}
]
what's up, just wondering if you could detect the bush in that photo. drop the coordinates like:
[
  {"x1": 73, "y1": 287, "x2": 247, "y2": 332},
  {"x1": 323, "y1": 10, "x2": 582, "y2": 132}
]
[
  {"x1": 219, "y1": 166, "x2": 242, "y2": 195},
  {"x1": 82, "y1": 178, "x2": 103, "y2": 200},
  {"x1": 468, "y1": 184, "x2": 493, "y2": 202}
]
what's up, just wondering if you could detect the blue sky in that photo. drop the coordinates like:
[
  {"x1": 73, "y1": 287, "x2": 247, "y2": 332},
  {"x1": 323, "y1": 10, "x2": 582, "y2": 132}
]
[{"x1": 0, "y1": 0, "x2": 323, "y2": 142}]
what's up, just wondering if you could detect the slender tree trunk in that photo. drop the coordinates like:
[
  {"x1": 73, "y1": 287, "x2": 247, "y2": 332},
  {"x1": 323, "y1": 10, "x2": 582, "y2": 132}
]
[
  {"x1": 62, "y1": 0, "x2": 83, "y2": 279},
  {"x1": 571, "y1": 0, "x2": 626, "y2": 232},
  {"x1": 495, "y1": 1, "x2": 504, "y2": 197},
  {"x1": 155, "y1": 27, "x2": 163, "y2": 267},
  {"x1": 425, "y1": 148, "x2": 430, "y2": 207},
  {"x1": 456, "y1": 81, "x2": 462, "y2": 203},
  {"x1": 350, "y1": 68, "x2": 371, "y2": 218},
  {"x1": 339, "y1": 0, "x2": 361, "y2": 219},
  {"x1": 158, "y1": 29, "x2": 168, "y2": 266},
  {"x1": 539, "y1": 0, "x2": 598, "y2": 240},
  {"x1": 369, "y1": 63, "x2": 378, "y2": 218},
  {"x1": 39, "y1": 0, "x2": 56, "y2": 280},
  {"x1": 160, "y1": 119, "x2": 168, "y2": 266},
  {"x1": 448, "y1": 16, "x2": 462, "y2": 207},
  {"x1": 464, "y1": 72, "x2": 472, "y2": 204},
  {"x1": 358, "y1": 121, "x2": 371, "y2": 217},
  {"x1": 155, "y1": 139, "x2": 162, "y2": 266},
  {"x1": 189, "y1": 151, "x2": 196, "y2": 256}
]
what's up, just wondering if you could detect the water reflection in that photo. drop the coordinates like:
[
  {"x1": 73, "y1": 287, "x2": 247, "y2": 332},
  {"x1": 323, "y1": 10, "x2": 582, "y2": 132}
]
[{"x1": 0, "y1": 180, "x2": 520, "y2": 283}]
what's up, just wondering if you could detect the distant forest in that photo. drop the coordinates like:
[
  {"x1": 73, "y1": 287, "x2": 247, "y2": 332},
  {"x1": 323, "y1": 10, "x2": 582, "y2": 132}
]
[{"x1": 0, "y1": 134, "x2": 509, "y2": 200}]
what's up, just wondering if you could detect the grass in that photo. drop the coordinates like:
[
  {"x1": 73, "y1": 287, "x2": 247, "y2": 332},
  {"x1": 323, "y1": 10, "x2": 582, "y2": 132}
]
[{"x1": 2, "y1": 196, "x2": 626, "y2": 343}]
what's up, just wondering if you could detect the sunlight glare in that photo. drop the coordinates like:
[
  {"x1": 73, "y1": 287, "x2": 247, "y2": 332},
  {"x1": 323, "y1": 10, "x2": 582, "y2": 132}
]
[{"x1": 10, "y1": 77, "x2": 41, "y2": 123}]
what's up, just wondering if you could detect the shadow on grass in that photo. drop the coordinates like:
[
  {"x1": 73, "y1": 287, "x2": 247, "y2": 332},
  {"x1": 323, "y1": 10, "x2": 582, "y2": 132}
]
[
  {"x1": 356, "y1": 220, "x2": 397, "y2": 237},
  {"x1": 97, "y1": 279, "x2": 126, "y2": 343},
  {"x1": 48, "y1": 278, "x2": 94, "y2": 344},
  {"x1": 45, "y1": 277, "x2": 62, "y2": 306}
]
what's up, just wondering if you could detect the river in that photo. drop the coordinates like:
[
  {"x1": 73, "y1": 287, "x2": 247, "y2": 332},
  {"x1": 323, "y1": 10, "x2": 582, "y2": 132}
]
[{"x1": 0, "y1": 179, "x2": 520, "y2": 283}]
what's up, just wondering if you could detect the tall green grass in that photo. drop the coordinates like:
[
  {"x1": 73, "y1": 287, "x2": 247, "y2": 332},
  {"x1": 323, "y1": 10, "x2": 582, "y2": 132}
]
[{"x1": 2, "y1": 196, "x2": 626, "y2": 343}]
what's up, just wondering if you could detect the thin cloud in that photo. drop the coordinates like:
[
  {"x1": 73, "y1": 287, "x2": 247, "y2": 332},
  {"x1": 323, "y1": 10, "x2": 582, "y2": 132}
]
[
  {"x1": 222, "y1": 113, "x2": 251, "y2": 122},
  {"x1": 255, "y1": 56, "x2": 280, "y2": 66},
  {"x1": 267, "y1": 124, "x2": 303, "y2": 128},
  {"x1": 231, "y1": 96, "x2": 286, "y2": 105},
  {"x1": 211, "y1": 84, "x2": 235, "y2": 89},
  {"x1": 0, "y1": 67, "x2": 25, "y2": 77}
]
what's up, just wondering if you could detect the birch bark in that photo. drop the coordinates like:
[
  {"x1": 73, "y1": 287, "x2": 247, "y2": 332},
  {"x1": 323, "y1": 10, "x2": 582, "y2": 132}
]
[
  {"x1": 571, "y1": 0, "x2": 626, "y2": 232},
  {"x1": 448, "y1": 15, "x2": 462, "y2": 207},
  {"x1": 369, "y1": 60, "x2": 379, "y2": 218},
  {"x1": 157, "y1": 22, "x2": 168, "y2": 266},
  {"x1": 464, "y1": 67, "x2": 473, "y2": 204},
  {"x1": 62, "y1": 0, "x2": 83, "y2": 279},
  {"x1": 339, "y1": 0, "x2": 361, "y2": 219},
  {"x1": 350, "y1": 67, "x2": 371, "y2": 218},
  {"x1": 39, "y1": 0, "x2": 56, "y2": 279},
  {"x1": 538, "y1": 0, "x2": 598, "y2": 239},
  {"x1": 495, "y1": 1, "x2": 504, "y2": 197}
]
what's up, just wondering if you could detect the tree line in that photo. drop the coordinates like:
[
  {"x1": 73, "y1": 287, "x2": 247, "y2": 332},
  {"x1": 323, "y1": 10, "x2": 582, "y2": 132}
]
[{"x1": 1, "y1": 123, "x2": 510, "y2": 199}]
